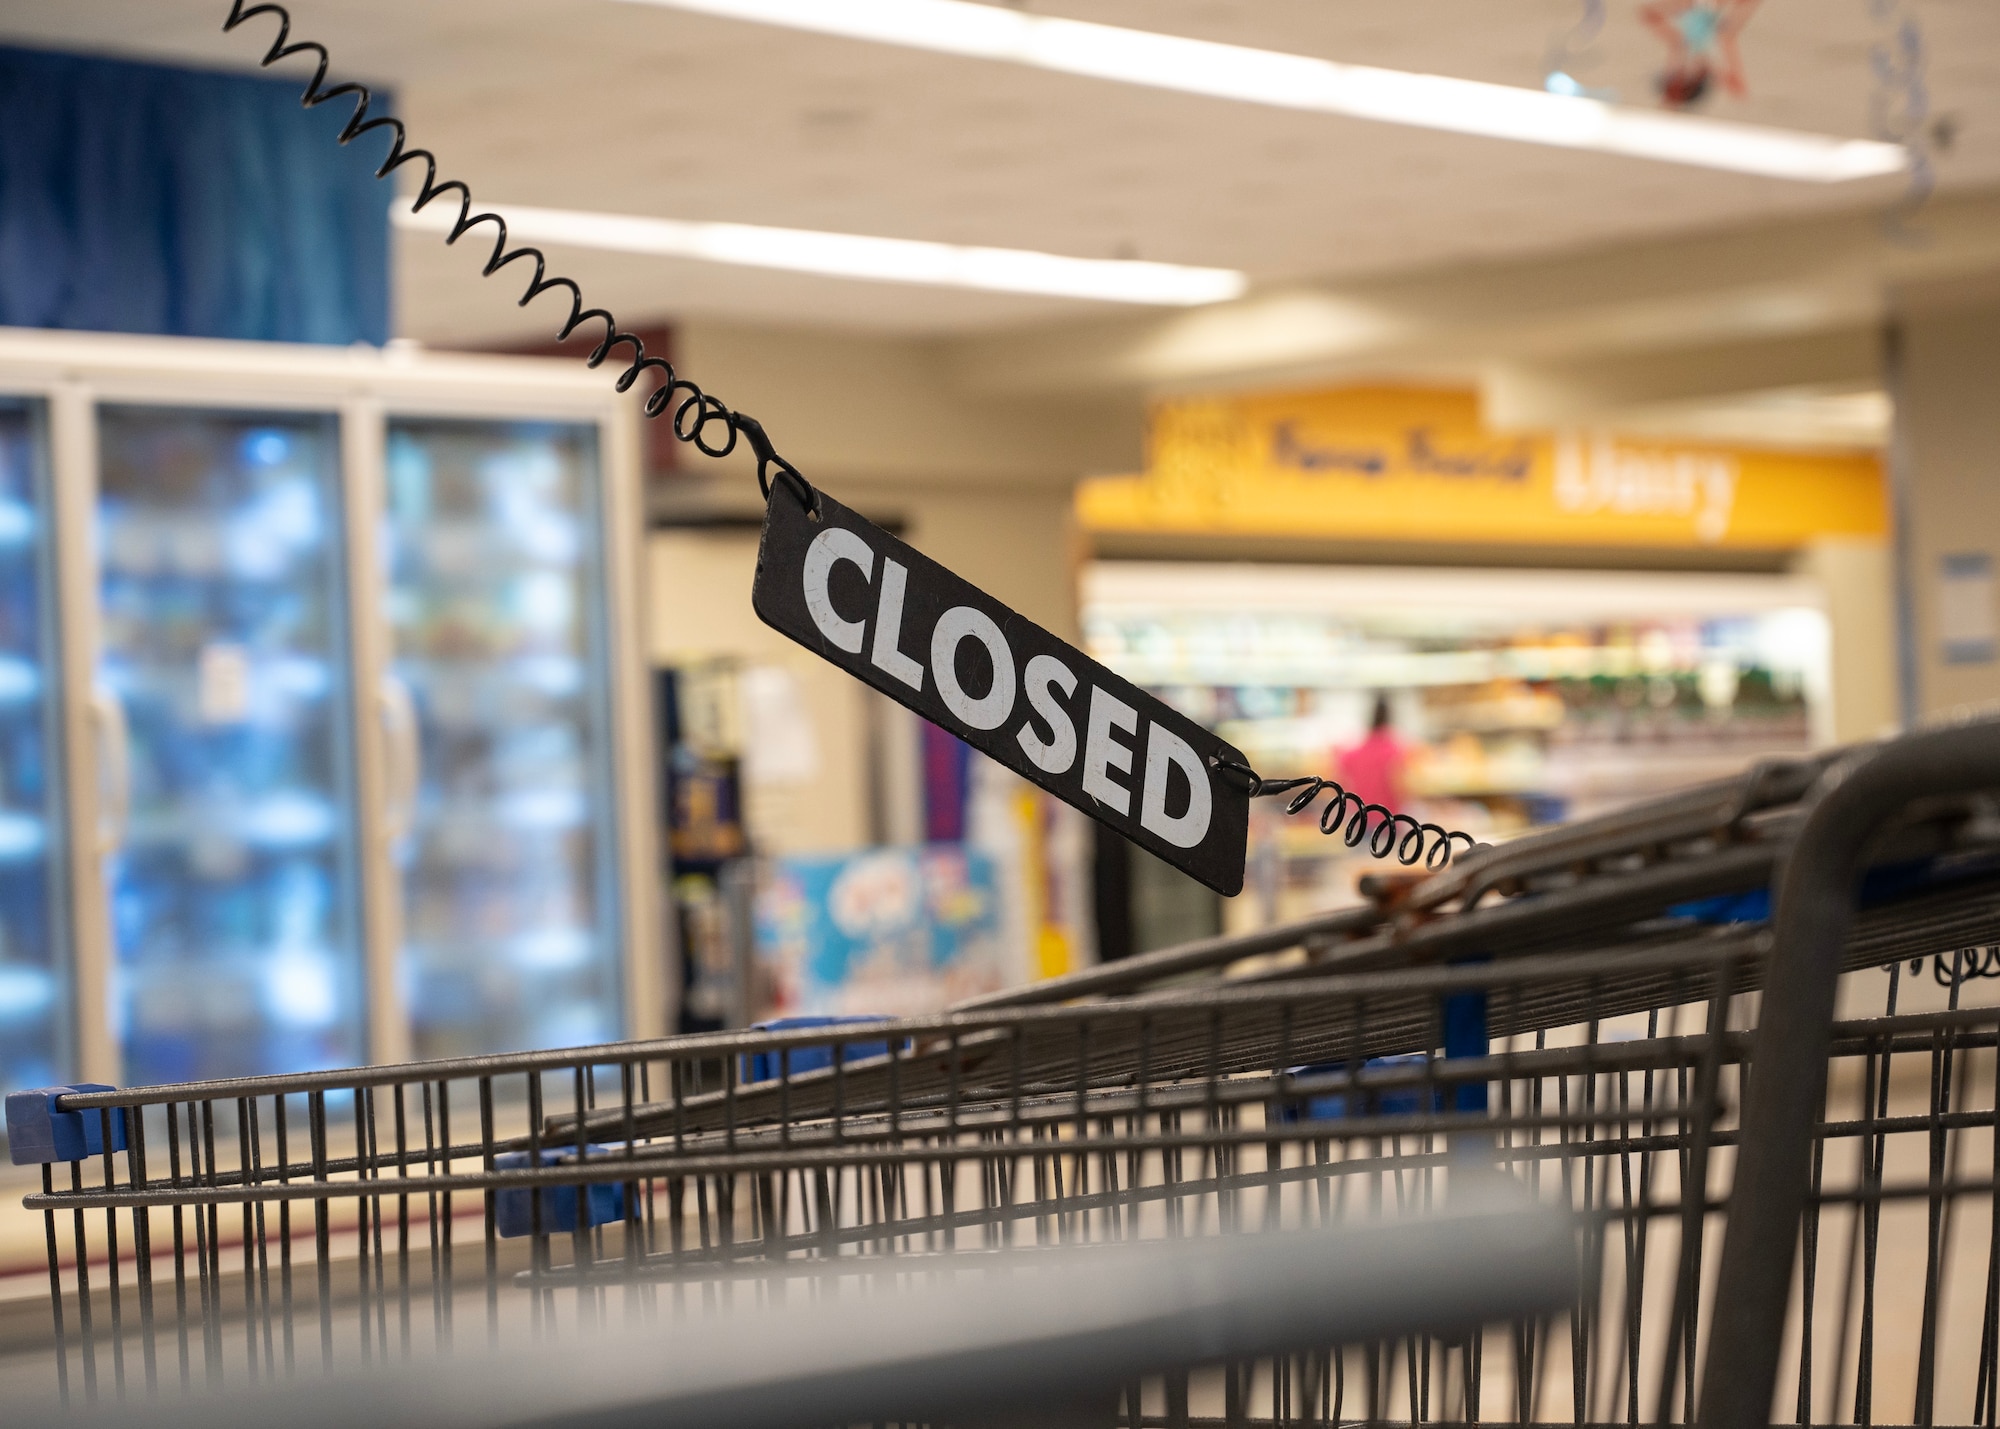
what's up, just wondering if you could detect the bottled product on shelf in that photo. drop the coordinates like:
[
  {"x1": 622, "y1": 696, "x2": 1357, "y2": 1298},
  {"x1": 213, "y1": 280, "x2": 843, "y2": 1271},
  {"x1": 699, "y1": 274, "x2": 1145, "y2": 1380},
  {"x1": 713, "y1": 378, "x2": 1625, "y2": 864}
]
[{"x1": 654, "y1": 662, "x2": 754, "y2": 1034}]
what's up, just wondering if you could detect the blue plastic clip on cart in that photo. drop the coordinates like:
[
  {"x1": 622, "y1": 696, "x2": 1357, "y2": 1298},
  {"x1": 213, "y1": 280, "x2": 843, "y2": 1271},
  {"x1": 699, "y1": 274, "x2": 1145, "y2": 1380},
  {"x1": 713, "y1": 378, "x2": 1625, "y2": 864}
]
[
  {"x1": 5, "y1": 1085, "x2": 127, "y2": 1165},
  {"x1": 740, "y1": 1015, "x2": 905, "y2": 1084},
  {"x1": 492, "y1": 1146, "x2": 627, "y2": 1239},
  {"x1": 1278, "y1": 982, "x2": 1489, "y2": 1122}
]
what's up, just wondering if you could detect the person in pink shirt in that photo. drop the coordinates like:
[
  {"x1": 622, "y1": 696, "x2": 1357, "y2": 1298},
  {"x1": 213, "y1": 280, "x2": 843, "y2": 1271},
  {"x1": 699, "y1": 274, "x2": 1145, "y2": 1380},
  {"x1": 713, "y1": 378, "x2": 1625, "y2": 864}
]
[{"x1": 1339, "y1": 694, "x2": 1409, "y2": 811}]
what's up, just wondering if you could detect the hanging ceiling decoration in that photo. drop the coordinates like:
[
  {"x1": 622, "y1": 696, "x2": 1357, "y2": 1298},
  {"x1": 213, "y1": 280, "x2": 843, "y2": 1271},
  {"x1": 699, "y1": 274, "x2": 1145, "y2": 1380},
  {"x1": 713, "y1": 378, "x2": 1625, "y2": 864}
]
[
  {"x1": 1870, "y1": 0, "x2": 1939, "y2": 236},
  {"x1": 1640, "y1": 0, "x2": 1762, "y2": 110},
  {"x1": 1543, "y1": 0, "x2": 1616, "y2": 101}
]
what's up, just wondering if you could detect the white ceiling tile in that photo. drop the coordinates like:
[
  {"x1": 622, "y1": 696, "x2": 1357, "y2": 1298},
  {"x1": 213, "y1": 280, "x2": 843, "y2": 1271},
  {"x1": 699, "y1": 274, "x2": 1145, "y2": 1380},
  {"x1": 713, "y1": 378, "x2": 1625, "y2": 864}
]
[{"x1": 1, "y1": 0, "x2": 1993, "y2": 340}]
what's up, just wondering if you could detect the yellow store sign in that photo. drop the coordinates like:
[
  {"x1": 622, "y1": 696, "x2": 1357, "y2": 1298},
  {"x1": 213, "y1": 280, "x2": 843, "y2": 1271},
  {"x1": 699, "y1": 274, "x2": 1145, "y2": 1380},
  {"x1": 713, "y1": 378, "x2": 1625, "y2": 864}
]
[{"x1": 1076, "y1": 387, "x2": 1886, "y2": 550}]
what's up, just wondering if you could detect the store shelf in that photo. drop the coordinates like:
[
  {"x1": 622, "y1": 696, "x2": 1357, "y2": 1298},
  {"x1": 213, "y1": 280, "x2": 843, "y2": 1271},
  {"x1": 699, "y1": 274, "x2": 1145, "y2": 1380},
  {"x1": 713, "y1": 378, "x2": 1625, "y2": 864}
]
[
  {"x1": 1089, "y1": 637, "x2": 1822, "y2": 695},
  {"x1": 1087, "y1": 559, "x2": 1830, "y2": 938}
]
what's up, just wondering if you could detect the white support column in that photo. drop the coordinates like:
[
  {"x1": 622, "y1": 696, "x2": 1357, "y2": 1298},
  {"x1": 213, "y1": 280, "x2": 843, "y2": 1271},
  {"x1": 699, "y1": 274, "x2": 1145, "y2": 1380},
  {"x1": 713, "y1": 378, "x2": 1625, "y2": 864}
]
[
  {"x1": 341, "y1": 397, "x2": 411, "y2": 1067},
  {"x1": 601, "y1": 394, "x2": 670, "y2": 1040},
  {"x1": 46, "y1": 383, "x2": 116, "y2": 1085},
  {"x1": 1892, "y1": 285, "x2": 2000, "y2": 722}
]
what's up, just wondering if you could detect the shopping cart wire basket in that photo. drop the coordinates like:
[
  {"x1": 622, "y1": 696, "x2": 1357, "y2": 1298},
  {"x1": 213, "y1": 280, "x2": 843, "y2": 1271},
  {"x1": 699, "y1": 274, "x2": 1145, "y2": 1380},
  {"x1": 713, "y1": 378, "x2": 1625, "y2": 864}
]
[
  {"x1": 48, "y1": 1192, "x2": 1580, "y2": 1429},
  {"x1": 10, "y1": 717, "x2": 2000, "y2": 1428}
]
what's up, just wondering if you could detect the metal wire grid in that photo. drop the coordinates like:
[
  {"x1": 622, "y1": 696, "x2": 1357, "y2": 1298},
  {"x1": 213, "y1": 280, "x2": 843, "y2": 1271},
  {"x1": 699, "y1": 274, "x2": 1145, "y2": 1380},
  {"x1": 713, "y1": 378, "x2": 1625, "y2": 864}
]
[
  {"x1": 13, "y1": 924, "x2": 1998, "y2": 1426},
  {"x1": 20, "y1": 720, "x2": 2000, "y2": 1425},
  {"x1": 974, "y1": 777, "x2": 1999, "y2": 1018},
  {"x1": 1778, "y1": 952, "x2": 2000, "y2": 1429}
]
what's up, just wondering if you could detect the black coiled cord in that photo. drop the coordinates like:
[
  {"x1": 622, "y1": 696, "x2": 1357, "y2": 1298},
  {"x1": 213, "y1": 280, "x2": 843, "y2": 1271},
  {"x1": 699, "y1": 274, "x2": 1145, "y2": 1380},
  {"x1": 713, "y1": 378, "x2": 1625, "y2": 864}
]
[
  {"x1": 221, "y1": 0, "x2": 819, "y2": 515},
  {"x1": 229, "y1": 2, "x2": 1482, "y2": 875},
  {"x1": 1908, "y1": 947, "x2": 2000, "y2": 988},
  {"x1": 1209, "y1": 755, "x2": 1481, "y2": 871}
]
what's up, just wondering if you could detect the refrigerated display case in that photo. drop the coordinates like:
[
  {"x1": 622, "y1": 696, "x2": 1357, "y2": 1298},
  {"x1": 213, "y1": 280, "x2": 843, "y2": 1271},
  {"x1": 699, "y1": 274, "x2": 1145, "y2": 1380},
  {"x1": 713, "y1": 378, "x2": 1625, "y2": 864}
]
[
  {"x1": 384, "y1": 418, "x2": 623, "y2": 1059},
  {"x1": 0, "y1": 327, "x2": 662, "y2": 1097},
  {"x1": 97, "y1": 406, "x2": 364, "y2": 1085},
  {"x1": 0, "y1": 397, "x2": 69, "y2": 1099}
]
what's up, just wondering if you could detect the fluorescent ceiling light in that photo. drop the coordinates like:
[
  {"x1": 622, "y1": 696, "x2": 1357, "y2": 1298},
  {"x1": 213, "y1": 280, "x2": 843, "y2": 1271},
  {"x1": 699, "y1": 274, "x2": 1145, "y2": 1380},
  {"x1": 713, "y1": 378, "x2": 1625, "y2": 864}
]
[
  {"x1": 395, "y1": 201, "x2": 1245, "y2": 305},
  {"x1": 623, "y1": 0, "x2": 1907, "y2": 183}
]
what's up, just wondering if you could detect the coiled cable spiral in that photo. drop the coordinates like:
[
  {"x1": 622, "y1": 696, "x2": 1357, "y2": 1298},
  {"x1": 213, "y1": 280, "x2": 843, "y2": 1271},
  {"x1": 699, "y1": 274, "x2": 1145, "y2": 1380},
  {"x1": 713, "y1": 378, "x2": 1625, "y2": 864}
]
[
  {"x1": 229, "y1": 1, "x2": 1480, "y2": 872},
  {"x1": 1209, "y1": 755, "x2": 1481, "y2": 871},
  {"x1": 222, "y1": 0, "x2": 819, "y2": 514},
  {"x1": 1908, "y1": 947, "x2": 2000, "y2": 988}
]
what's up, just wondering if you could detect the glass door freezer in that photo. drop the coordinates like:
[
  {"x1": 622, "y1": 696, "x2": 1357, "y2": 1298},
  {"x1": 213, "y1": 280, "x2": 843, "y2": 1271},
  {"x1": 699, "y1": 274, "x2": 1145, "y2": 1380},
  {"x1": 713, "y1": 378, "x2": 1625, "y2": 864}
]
[
  {"x1": 0, "y1": 329, "x2": 663, "y2": 1101},
  {"x1": 95, "y1": 405, "x2": 365, "y2": 1085},
  {"x1": 0, "y1": 397, "x2": 71, "y2": 1101},
  {"x1": 383, "y1": 417, "x2": 624, "y2": 1059}
]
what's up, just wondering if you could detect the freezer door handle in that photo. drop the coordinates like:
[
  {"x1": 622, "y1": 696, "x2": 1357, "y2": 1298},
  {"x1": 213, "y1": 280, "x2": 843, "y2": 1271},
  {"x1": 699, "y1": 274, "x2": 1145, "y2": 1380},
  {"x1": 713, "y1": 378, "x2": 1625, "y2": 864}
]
[
  {"x1": 379, "y1": 674, "x2": 421, "y2": 844},
  {"x1": 88, "y1": 685, "x2": 131, "y2": 857}
]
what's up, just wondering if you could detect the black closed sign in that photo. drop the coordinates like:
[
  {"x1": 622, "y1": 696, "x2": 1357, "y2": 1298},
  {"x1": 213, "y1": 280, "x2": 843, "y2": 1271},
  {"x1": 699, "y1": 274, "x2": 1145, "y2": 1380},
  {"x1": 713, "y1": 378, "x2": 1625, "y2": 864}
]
[{"x1": 753, "y1": 484, "x2": 1248, "y2": 897}]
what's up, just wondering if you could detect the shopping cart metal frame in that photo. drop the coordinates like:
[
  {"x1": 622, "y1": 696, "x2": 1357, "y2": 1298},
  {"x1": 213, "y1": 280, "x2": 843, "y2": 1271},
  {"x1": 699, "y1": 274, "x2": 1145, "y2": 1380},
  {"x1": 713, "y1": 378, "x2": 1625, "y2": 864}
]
[
  {"x1": 1707, "y1": 719, "x2": 2000, "y2": 1429},
  {"x1": 13, "y1": 718, "x2": 2000, "y2": 1427}
]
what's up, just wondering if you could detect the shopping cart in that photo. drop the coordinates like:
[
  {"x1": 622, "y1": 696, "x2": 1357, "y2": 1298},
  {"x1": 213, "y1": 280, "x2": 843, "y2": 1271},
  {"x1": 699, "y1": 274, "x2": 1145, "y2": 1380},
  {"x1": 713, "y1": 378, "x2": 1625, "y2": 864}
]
[{"x1": 12, "y1": 717, "x2": 2000, "y2": 1427}]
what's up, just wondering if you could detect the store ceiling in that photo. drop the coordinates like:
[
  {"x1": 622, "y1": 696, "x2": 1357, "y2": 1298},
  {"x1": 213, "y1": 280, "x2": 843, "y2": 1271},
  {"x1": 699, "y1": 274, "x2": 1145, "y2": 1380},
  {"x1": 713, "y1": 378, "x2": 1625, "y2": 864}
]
[{"x1": 5, "y1": 0, "x2": 1998, "y2": 352}]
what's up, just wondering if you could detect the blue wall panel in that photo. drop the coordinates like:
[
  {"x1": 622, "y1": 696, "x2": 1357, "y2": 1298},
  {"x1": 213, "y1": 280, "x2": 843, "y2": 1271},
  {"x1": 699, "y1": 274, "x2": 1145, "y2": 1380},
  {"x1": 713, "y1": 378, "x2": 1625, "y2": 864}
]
[{"x1": 0, "y1": 46, "x2": 390, "y2": 346}]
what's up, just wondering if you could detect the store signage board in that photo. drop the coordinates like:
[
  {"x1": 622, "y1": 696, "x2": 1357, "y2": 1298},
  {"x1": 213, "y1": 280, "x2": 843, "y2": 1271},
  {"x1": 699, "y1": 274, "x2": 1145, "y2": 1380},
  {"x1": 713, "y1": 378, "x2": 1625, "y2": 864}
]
[
  {"x1": 754, "y1": 484, "x2": 1249, "y2": 896},
  {"x1": 1077, "y1": 386, "x2": 1888, "y2": 551}
]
